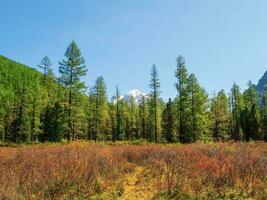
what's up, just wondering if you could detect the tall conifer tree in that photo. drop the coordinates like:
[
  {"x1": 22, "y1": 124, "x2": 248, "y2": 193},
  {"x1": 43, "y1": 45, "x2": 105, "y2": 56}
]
[
  {"x1": 162, "y1": 98, "x2": 177, "y2": 143},
  {"x1": 210, "y1": 90, "x2": 230, "y2": 141},
  {"x1": 230, "y1": 83, "x2": 243, "y2": 141},
  {"x1": 59, "y1": 41, "x2": 87, "y2": 141},
  {"x1": 91, "y1": 77, "x2": 109, "y2": 141},
  {"x1": 187, "y1": 74, "x2": 209, "y2": 142},
  {"x1": 175, "y1": 55, "x2": 190, "y2": 143},
  {"x1": 149, "y1": 64, "x2": 161, "y2": 143},
  {"x1": 38, "y1": 56, "x2": 52, "y2": 83}
]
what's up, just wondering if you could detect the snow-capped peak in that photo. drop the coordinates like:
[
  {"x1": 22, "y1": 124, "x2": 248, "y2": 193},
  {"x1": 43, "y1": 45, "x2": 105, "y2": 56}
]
[
  {"x1": 124, "y1": 89, "x2": 148, "y2": 104},
  {"x1": 127, "y1": 89, "x2": 146, "y2": 98}
]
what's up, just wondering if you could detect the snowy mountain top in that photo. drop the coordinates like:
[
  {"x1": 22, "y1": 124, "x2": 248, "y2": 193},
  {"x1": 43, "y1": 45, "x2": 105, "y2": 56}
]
[
  {"x1": 126, "y1": 89, "x2": 147, "y2": 98},
  {"x1": 123, "y1": 89, "x2": 149, "y2": 104}
]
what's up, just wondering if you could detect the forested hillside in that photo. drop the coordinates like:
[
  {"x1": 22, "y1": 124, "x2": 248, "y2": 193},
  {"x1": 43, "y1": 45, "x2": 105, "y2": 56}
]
[
  {"x1": 0, "y1": 55, "x2": 60, "y2": 142},
  {"x1": 0, "y1": 41, "x2": 267, "y2": 143}
]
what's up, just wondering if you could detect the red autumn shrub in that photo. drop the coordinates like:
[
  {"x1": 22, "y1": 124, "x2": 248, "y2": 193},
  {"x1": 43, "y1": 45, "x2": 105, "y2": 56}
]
[{"x1": 0, "y1": 142, "x2": 266, "y2": 199}]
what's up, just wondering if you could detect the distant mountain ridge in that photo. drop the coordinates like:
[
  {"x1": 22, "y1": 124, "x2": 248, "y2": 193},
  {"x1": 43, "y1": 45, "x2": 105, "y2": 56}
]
[{"x1": 256, "y1": 71, "x2": 267, "y2": 93}]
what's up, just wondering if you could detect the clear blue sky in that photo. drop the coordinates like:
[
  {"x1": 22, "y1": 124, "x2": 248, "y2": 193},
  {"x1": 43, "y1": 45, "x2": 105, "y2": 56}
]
[{"x1": 1, "y1": 0, "x2": 267, "y2": 100}]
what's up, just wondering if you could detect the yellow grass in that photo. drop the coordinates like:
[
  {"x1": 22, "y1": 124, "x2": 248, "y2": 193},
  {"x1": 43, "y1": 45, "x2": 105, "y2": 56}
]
[{"x1": 119, "y1": 166, "x2": 154, "y2": 200}]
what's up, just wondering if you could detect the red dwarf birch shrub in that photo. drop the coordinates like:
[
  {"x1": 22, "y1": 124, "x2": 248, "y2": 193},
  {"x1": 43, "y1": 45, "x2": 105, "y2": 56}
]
[{"x1": 0, "y1": 142, "x2": 266, "y2": 199}]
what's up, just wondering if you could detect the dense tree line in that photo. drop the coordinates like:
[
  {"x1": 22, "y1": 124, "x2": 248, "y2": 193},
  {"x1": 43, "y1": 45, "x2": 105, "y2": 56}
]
[{"x1": 0, "y1": 41, "x2": 267, "y2": 143}]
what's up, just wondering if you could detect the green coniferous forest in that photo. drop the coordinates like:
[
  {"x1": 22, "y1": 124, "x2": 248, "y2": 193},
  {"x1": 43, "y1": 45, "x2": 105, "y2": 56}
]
[{"x1": 1, "y1": 41, "x2": 267, "y2": 144}]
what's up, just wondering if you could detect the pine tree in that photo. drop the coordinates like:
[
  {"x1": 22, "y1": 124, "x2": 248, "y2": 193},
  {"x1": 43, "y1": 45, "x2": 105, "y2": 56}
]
[
  {"x1": 59, "y1": 41, "x2": 87, "y2": 141},
  {"x1": 149, "y1": 64, "x2": 161, "y2": 143}
]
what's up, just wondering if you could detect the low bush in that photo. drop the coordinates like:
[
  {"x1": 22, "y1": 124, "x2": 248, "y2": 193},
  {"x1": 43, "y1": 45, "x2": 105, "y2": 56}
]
[{"x1": 0, "y1": 142, "x2": 266, "y2": 199}]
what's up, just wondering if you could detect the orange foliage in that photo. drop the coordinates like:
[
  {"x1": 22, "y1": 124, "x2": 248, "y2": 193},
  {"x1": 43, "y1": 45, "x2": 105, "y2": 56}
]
[{"x1": 0, "y1": 142, "x2": 266, "y2": 199}]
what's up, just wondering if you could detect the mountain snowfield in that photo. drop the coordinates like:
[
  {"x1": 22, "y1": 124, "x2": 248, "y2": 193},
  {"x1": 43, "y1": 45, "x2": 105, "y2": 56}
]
[{"x1": 122, "y1": 89, "x2": 149, "y2": 103}]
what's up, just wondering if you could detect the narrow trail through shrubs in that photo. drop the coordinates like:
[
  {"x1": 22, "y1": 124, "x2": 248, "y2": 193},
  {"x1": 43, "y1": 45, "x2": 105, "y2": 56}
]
[{"x1": 119, "y1": 166, "x2": 154, "y2": 200}]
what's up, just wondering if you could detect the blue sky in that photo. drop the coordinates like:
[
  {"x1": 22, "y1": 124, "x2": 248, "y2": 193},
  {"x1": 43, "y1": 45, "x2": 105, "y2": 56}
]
[{"x1": 1, "y1": 0, "x2": 267, "y2": 99}]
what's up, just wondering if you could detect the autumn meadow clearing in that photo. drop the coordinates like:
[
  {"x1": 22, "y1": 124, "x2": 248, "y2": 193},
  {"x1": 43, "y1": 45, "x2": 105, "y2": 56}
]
[{"x1": 0, "y1": 142, "x2": 266, "y2": 200}]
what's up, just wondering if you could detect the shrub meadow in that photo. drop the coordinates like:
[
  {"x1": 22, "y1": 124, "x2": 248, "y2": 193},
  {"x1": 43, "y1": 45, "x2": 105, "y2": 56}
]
[{"x1": 0, "y1": 142, "x2": 266, "y2": 199}]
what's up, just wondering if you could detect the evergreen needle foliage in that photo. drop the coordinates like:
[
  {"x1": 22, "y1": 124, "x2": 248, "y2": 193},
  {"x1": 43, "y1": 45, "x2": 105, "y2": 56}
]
[{"x1": 0, "y1": 47, "x2": 267, "y2": 143}]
